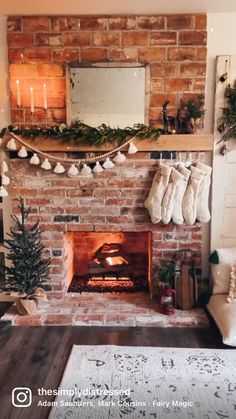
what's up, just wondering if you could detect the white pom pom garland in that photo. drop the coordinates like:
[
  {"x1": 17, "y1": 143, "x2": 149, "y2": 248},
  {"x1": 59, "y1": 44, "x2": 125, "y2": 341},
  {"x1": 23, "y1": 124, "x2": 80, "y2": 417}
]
[
  {"x1": 7, "y1": 138, "x2": 17, "y2": 150},
  {"x1": 30, "y1": 153, "x2": 40, "y2": 165},
  {"x1": 128, "y1": 141, "x2": 138, "y2": 154},
  {"x1": 41, "y1": 159, "x2": 52, "y2": 170},
  {"x1": 103, "y1": 157, "x2": 114, "y2": 169},
  {"x1": 93, "y1": 161, "x2": 104, "y2": 173},
  {"x1": 81, "y1": 164, "x2": 92, "y2": 176},
  {"x1": 18, "y1": 146, "x2": 28, "y2": 158},
  {"x1": 113, "y1": 151, "x2": 126, "y2": 163},
  {"x1": 0, "y1": 185, "x2": 8, "y2": 197},
  {"x1": 2, "y1": 161, "x2": 9, "y2": 173},
  {"x1": 68, "y1": 164, "x2": 79, "y2": 177},
  {"x1": 2, "y1": 174, "x2": 10, "y2": 186},
  {"x1": 54, "y1": 162, "x2": 65, "y2": 174},
  {"x1": 4, "y1": 133, "x2": 138, "y2": 180}
]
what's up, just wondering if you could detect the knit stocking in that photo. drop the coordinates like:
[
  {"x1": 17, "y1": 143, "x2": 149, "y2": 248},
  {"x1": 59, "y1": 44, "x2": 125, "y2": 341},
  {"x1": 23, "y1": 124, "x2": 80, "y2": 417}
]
[
  {"x1": 144, "y1": 163, "x2": 171, "y2": 224},
  {"x1": 182, "y1": 166, "x2": 204, "y2": 225},
  {"x1": 196, "y1": 161, "x2": 212, "y2": 223},
  {"x1": 162, "y1": 167, "x2": 185, "y2": 225},
  {"x1": 172, "y1": 164, "x2": 191, "y2": 225}
]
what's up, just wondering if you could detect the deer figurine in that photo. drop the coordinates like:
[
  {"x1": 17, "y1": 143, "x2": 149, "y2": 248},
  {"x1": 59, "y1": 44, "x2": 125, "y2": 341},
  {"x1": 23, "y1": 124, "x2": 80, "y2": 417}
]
[{"x1": 162, "y1": 101, "x2": 176, "y2": 134}]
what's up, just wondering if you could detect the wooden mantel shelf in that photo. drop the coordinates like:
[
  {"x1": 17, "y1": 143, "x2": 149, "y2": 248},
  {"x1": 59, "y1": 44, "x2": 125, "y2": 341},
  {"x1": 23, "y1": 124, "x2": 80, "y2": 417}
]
[{"x1": 3, "y1": 133, "x2": 213, "y2": 152}]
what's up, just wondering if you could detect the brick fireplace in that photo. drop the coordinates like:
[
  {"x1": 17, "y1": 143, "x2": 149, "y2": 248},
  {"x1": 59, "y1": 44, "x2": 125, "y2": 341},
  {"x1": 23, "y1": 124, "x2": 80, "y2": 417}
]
[
  {"x1": 2, "y1": 13, "x2": 209, "y2": 326},
  {"x1": 2, "y1": 153, "x2": 207, "y2": 326},
  {"x1": 9, "y1": 152, "x2": 203, "y2": 298}
]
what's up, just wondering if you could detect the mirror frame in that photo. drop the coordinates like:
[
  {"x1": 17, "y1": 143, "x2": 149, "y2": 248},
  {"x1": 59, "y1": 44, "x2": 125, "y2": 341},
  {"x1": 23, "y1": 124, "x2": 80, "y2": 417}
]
[{"x1": 66, "y1": 62, "x2": 150, "y2": 127}]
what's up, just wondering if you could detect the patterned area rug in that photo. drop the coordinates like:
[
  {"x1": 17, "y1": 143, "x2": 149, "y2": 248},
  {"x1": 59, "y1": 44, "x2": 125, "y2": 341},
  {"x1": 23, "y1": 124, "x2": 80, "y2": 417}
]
[{"x1": 49, "y1": 345, "x2": 236, "y2": 419}]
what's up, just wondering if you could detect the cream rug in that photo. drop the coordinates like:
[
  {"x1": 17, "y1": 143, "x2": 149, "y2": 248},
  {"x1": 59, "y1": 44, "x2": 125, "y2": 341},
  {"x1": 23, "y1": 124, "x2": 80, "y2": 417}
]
[{"x1": 49, "y1": 345, "x2": 236, "y2": 419}]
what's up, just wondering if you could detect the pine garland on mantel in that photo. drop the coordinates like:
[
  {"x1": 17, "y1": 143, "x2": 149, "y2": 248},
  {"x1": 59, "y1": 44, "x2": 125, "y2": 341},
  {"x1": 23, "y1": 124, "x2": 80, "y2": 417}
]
[
  {"x1": 0, "y1": 122, "x2": 164, "y2": 198},
  {"x1": 1, "y1": 122, "x2": 164, "y2": 146}
]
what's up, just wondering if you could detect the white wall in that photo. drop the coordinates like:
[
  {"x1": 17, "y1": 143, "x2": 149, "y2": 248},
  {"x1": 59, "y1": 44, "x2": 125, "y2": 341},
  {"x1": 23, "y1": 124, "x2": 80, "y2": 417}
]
[
  {"x1": 1, "y1": 0, "x2": 236, "y2": 16},
  {"x1": 0, "y1": 16, "x2": 11, "y2": 128},
  {"x1": 200, "y1": 14, "x2": 236, "y2": 276},
  {"x1": 206, "y1": 14, "x2": 236, "y2": 259},
  {"x1": 205, "y1": 13, "x2": 236, "y2": 133}
]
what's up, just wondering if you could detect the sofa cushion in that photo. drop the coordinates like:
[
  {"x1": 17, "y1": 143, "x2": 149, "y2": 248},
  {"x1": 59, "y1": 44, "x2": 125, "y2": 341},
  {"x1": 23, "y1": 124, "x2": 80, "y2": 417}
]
[
  {"x1": 207, "y1": 294, "x2": 236, "y2": 346},
  {"x1": 211, "y1": 247, "x2": 236, "y2": 294}
]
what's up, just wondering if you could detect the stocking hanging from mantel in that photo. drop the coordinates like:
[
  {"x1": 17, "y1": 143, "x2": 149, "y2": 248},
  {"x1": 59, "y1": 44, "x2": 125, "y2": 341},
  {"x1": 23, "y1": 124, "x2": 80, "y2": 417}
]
[
  {"x1": 144, "y1": 163, "x2": 171, "y2": 224},
  {"x1": 196, "y1": 162, "x2": 212, "y2": 223},
  {"x1": 162, "y1": 167, "x2": 185, "y2": 225},
  {"x1": 144, "y1": 162, "x2": 212, "y2": 226},
  {"x1": 172, "y1": 164, "x2": 191, "y2": 225},
  {"x1": 182, "y1": 166, "x2": 204, "y2": 225}
]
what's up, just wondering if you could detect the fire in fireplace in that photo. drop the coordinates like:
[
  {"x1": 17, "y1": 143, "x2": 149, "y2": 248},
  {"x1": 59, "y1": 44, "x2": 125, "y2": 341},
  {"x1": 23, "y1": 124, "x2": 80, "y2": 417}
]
[
  {"x1": 93, "y1": 242, "x2": 130, "y2": 268},
  {"x1": 88, "y1": 242, "x2": 132, "y2": 289},
  {"x1": 65, "y1": 232, "x2": 151, "y2": 293}
]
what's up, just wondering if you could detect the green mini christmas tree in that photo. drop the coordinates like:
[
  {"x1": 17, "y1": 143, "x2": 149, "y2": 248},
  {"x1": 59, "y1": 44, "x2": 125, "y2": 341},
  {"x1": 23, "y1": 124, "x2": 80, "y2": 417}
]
[{"x1": 4, "y1": 198, "x2": 50, "y2": 296}]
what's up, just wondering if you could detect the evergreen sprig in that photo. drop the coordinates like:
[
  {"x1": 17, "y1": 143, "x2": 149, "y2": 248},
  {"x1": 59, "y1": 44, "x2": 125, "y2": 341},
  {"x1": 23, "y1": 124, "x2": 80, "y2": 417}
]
[
  {"x1": 4, "y1": 198, "x2": 50, "y2": 296},
  {"x1": 217, "y1": 81, "x2": 236, "y2": 142},
  {"x1": 181, "y1": 94, "x2": 205, "y2": 120},
  {"x1": 6, "y1": 122, "x2": 163, "y2": 146}
]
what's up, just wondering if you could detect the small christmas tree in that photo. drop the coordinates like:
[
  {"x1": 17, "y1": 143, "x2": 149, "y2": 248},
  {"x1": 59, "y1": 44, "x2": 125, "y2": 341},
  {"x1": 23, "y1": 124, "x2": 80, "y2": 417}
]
[{"x1": 4, "y1": 198, "x2": 50, "y2": 296}]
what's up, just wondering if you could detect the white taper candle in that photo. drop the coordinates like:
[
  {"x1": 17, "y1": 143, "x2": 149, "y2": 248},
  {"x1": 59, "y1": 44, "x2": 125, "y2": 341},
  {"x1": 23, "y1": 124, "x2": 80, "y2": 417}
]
[
  {"x1": 43, "y1": 83, "x2": 47, "y2": 109},
  {"x1": 16, "y1": 80, "x2": 21, "y2": 107},
  {"x1": 30, "y1": 86, "x2": 34, "y2": 113}
]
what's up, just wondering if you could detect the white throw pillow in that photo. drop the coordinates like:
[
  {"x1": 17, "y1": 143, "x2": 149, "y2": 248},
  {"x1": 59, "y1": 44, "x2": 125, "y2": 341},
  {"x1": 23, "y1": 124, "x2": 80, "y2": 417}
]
[
  {"x1": 207, "y1": 294, "x2": 236, "y2": 346},
  {"x1": 211, "y1": 247, "x2": 236, "y2": 294}
]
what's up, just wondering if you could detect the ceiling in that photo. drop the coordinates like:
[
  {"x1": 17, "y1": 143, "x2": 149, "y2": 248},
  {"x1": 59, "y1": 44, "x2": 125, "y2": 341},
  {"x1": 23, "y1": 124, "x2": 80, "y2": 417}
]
[{"x1": 1, "y1": 0, "x2": 236, "y2": 15}]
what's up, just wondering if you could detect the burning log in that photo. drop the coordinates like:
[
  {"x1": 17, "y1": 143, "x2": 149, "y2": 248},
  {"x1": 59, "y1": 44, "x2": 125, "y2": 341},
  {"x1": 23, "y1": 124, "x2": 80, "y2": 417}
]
[{"x1": 93, "y1": 243, "x2": 129, "y2": 269}]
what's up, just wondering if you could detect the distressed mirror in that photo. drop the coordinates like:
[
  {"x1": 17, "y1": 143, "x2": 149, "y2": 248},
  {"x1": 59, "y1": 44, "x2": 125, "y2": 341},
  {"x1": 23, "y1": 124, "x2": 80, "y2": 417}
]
[{"x1": 66, "y1": 63, "x2": 148, "y2": 128}]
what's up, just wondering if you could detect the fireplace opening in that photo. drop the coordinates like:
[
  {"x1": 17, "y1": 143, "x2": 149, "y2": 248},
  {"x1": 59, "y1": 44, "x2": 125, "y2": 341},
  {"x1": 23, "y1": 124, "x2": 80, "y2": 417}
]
[{"x1": 65, "y1": 232, "x2": 152, "y2": 293}]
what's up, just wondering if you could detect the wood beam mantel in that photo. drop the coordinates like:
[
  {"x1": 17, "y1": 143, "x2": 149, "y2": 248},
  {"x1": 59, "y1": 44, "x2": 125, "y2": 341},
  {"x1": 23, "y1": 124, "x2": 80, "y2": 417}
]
[{"x1": 3, "y1": 133, "x2": 213, "y2": 152}]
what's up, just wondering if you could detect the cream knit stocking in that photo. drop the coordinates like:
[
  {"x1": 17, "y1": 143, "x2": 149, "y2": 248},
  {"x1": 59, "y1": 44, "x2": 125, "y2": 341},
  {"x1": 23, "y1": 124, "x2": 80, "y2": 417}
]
[
  {"x1": 162, "y1": 167, "x2": 185, "y2": 225},
  {"x1": 182, "y1": 166, "x2": 204, "y2": 225},
  {"x1": 172, "y1": 164, "x2": 191, "y2": 225},
  {"x1": 144, "y1": 163, "x2": 171, "y2": 224},
  {"x1": 196, "y1": 161, "x2": 212, "y2": 223}
]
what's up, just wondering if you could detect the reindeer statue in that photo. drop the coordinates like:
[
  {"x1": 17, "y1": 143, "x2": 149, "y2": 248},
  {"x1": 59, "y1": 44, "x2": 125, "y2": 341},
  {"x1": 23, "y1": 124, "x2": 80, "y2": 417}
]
[{"x1": 162, "y1": 101, "x2": 176, "y2": 134}]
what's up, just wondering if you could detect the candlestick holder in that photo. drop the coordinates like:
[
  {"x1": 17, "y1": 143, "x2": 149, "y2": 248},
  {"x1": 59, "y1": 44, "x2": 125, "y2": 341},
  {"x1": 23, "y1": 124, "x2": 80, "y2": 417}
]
[
  {"x1": 30, "y1": 111, "x2": 35, "y2": 127},
  {"x1": 44, "y1": 108, "x2": 48, "y2": 129},
  {"x1": 17, "y1": 105, "x2": 22, "y2": 129}
]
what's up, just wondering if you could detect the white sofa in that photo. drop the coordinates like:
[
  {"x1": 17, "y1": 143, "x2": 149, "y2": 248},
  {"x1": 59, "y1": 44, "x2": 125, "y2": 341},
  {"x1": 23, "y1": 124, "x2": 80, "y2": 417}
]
[
  {"x1": 207, "y1": 247, "x2": 236, "y2": 347},
  {"x1": 207, "y1": 294, "x2": 236, "y2": 346}
]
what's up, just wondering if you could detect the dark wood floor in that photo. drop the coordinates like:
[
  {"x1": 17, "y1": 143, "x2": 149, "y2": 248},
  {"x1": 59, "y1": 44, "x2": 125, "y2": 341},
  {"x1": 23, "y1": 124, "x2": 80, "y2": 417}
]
[{"x1": 0, "y1": 318, "x2": 230, "y2": 419}]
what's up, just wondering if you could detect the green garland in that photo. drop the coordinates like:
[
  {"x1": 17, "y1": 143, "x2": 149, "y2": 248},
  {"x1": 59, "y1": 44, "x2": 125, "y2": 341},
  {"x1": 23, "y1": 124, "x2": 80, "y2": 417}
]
[
  {"x1": 217, "y1": 81, "x2": 236, "y2": 142},
  {"x1": 2, "y1": 122, "x2": 164, "y2": 147}
]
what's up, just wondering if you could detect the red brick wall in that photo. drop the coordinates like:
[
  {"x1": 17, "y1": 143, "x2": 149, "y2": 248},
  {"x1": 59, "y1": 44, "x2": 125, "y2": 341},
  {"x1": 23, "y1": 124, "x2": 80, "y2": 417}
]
[
  {"x1": 7, "y1": 14, "x2": 207, "y2": 126},
  {"x1": 7, "y1": 14, "x2": 206, "y2": 296}
]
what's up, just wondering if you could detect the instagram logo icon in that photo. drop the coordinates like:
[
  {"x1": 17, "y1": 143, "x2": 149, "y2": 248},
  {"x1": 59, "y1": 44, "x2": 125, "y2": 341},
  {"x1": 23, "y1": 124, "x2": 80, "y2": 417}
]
[{"x1": 12, "y1": 387, "x2": 32, "y2": 407}]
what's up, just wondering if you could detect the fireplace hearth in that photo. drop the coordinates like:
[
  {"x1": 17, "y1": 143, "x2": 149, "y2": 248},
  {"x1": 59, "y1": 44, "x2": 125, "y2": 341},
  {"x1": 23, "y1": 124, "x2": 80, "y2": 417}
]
[{"x1": 66, "y1": 232, "x2": 151, "y2": 293}]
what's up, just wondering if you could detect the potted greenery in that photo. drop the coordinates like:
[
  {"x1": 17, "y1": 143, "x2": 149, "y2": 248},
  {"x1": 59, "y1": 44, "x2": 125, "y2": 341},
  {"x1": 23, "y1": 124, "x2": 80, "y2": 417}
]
[
  {"x1": 4, "y1": 198, "x2": 50, "y2": 315},
  {"x1": 180, "y1": 94, "x2": 205, "y2": 134},
  {"x1": 157, "y1": 260, "x2": 175, "y2": 289}
]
